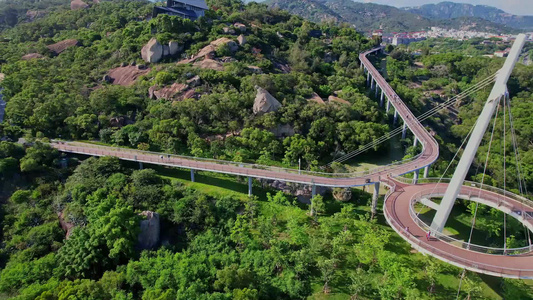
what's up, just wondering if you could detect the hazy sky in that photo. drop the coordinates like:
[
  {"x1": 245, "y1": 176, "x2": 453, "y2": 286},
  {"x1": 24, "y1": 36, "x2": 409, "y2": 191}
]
[{"x1": 356, "y1": 0, "x2": 533, "y2": 15}]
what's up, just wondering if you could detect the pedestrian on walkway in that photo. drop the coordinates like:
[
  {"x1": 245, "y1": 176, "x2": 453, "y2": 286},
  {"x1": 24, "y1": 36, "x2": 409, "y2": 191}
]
[{"x1": 426, "y1": 231, "x2": 431, "y2": 241}]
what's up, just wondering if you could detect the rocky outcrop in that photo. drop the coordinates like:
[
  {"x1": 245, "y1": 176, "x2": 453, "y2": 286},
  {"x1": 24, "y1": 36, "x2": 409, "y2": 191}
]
[
  {"x1": 237, "y1": 34, "x2": 246, "y2": 46},
  {"x1": 0, "y1": 73, "x2": 4, "y2": 82},
  {"x1": 137, "y1": 211, "x2": 160, "y2": 250},
  {"x1": 210, "y1": 37, "x2": 238, "y2": 52},
  {"x1": 149, "y1": 83, "x2": 188, "y2": 100},
  {"x1": 247, "y1": 66, "x2": 262, "y2": 74},
  {"x1": 193, "y1": 58, "x2": 224, "y2": 71},
  {"x1": 141, "y1": 38, "x2": 163, "y2": 63},
  {"x1": 71, "y1": 0, "x2": 89, "y2": 10},
  {"x1": 223, "y1": 27, "x2": 236, "y2": 34},
  {"x1": 333, "y1": 188, "x2": 352, "y2": 202},
  {"x1": 234, "y1": 23, "x2": 246, "y2": 32},
  {"x1": 327, "y1": 96, "x2": 350, "y2": 105},
  {"x1": 253, "y1": 86, "x2": 281, "y2": 115},
  {"x1": 271, "y1": 124, "x2": 295, "y2": 137},
  {"x1": 307, "y1": 92, "x2": 325, "y2": 105},
  {"x1": 58, "y1": 211, "x2": 75, "y2": 239},
  {"x1": 186, "y1": 75, "x2": 201, "y2": 87},
  {"x1": 169, "y1": 41, "x2": 180, "y2": 55},
  {"x1": 265, "y1": 180, "x2": 328, "y2": 204},
  {"x1": 22, "y1": 53, "x2": 44, "y2": 60},
  {"x1": 108, "y1": 65, "x2": 150, "y2": 86},
  {"x1": 47, "y1": 39, "x2": 79, "y2": 55}
]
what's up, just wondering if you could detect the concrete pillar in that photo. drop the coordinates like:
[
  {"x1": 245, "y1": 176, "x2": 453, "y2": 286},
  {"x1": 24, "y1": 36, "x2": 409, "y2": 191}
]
[
  {"x1": 393, "y1": 109, "x2": 398, "y2": 125},
  {"x1": 424, "y1": 165, "x2": 430, "y2": 178},
  {"x1": 386, "y1": 98, "x2": 391, "y2": 113},
  {"x1": 311, "y1": 184, "x2": 316, "y2": 198},
  {"x1": 190, "y1": 169, "x2": 195, "y2": 182},
  {"x1": 413, "y1": 137, "x2": 418, "y2": 147},
  {"x1": 371, "y1": 78, "x2": 375, "y2": 90},
  {"x1": 139, "y1": 162, "x2": 143, "y2": 170},
  {"x1": 413, "y1": 169, "x2": 419, "y2": 184},
  {"x1": 248, "y1": 177, "x2": 252, "y2": 196},
  {"x1": 367, "y1": 72, "x2": 370, "y2": 85},
  {"x1": 375, "y1": 85, "x2": 379, "y2": 97},
  {"x1": 380, "y1": 91, "x2": 384, "y2": 107},
  {"x1": 371, "y1": 182, "x2": 380, "y2": 219},
  {"x1": 402, "y1": 123, "x2": 407, "y2": 139}
]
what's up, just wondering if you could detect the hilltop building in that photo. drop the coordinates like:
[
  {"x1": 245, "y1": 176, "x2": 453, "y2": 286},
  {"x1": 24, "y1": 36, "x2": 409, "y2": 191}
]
[{"x1": 153, "y1": 0, "x2": 208, "y2": 20}]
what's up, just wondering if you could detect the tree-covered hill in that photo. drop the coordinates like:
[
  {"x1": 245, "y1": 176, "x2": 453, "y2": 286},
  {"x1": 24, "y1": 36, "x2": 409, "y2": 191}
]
[
  {"x1": 267, "y1": 0, "x2": 519, "y2": 33},
  {"x1": 404, "y1": 1, "x2": 533, "y2": 30}
]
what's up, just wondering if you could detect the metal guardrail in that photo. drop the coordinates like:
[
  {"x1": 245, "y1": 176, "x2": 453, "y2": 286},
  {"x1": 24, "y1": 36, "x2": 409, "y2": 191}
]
[
  {"x1": 383, "y1": 196, "x2": 533, "y2": 278},
  {"x1": 51, "y1": 140, "x2": 424, "y2": 180}
]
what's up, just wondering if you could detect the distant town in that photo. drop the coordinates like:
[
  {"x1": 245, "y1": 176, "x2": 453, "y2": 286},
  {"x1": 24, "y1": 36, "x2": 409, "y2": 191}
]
[{"x1": 370, "y1": 27, "x2": 533, "y2": 47}]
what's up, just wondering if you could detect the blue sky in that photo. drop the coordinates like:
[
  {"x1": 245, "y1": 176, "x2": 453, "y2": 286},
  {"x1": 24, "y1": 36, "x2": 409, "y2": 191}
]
[{"x1": 356, "y1": 0, "x2": 533, "y2": 15}]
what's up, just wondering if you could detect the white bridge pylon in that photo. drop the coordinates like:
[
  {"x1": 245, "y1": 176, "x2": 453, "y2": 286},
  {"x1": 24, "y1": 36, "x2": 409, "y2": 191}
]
[{"x1": 430, "y1": 34, "x2": 527, "y2": 233}]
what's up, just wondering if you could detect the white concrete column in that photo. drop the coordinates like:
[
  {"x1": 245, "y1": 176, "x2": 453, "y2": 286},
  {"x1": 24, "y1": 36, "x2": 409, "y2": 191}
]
[
  {"x1": 402, "y1": 123, "x2": 407, "y2": 139},
  {"x1": 248, "y1": 177, "x2": 252, "y2": 196},
  {"x1": 424, "y1": 165, "x2": 430, "y2": 178},
  {"x1": 367, "y1": 72, "x2": 370, "y2": 85},
  {"x1": 430, "y1": 34, "x2": 526, "y2": 233},
  {"x1": 375, "y1": 85, "x2": 379, "y2": 97},
  {"x1": 371, "y1": 182, "x2": 380, "y2": 219},
  {"x1": 191, "y1": 169, "x2": 195, "y2": 182},
  {"x1": 371, "y1": 78, "x2": 375, "y2": 90},
  {"x1": 393, "y1": 109, "x2": 398, "y2": 125},
  {"x1": 386, "y1": 98, "x2": 391, "y2": 113},
  {"x1": 413, "y1": 137, "x2": 418, "y2": 147},
  {"x1": 380, "y1": 90, "x2": 384, "y2": 107},
  {"x1": 413, "y1": 169, "x2": 419, "y2": 184},
  {"x1": 311, "y1": 184, "x2": 317, "y2": 198},
  {"x1": 139, "y1": 162, "x2": 143, "y2": 170}
]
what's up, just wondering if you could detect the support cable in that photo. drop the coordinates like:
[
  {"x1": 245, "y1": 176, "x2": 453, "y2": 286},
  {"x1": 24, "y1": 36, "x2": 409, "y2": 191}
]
[
  {"x1": 467, "y1": 95, "x2": 502, "y2": 249},
  {"x1": 330, "y1": 75, "x2": 497, "y2": 164},
  {"x1": 503, "y1": 93, "x2": 507, "y2": 253}
]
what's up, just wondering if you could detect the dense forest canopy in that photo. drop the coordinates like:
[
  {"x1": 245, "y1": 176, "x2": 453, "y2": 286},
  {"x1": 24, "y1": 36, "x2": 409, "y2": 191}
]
[{"x1": 0, "y1": 0, "x2": 533, "y2": 298}]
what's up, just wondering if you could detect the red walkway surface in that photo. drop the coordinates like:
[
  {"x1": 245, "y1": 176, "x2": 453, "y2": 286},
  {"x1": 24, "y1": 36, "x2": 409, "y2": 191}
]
[
  {"x1": 385, "y1": 179, "x2": 533, "y2": 279},
  {"x1": 50, "y1": 48, "x2": 533, "y2": 277}
]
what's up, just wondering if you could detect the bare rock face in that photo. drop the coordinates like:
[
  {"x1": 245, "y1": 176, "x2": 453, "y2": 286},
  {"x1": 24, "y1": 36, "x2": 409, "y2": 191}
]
[
  {"x1": 137, "y1": 211, "x2": 160, "y2": 250},
  {"x1": 253, "y1": 85, "x2": 281, "y2": 115},
  {"x1": 193, "y1": 58, "x2": 224, "y2": 71},
  {"x1": 148, "y1": 83, "x2": 188, "y2": 100},
  {"x1": 327, "y1": 95, "x2": 350, "y2": 105},
  {"x1": 237, "y1": 34, "x2": 246, "y2": 46},
  {"x1": 247, "y1": 65, "x2": 262, "y2": 74},
  {"x1": 210, "y1": 37, "x2": 238, "y2": 53},
  {"x1": 168, "y1": 41, "x2": 180, "y2": 55},
  {"x1": 307, "y1": 92, "x2": 325, "y2": 105},
  {"x1": 223, "y1": 27, "x2": 235, "y2": 34},
  {"x1": 234, "y1": 23, "x2": 246, "y2": 32},
  {"x1": 141, "y1": 38, "x2": 163, "y2": 63},
  {"x1": 71, "y1": 0, "x2": 89, "y2": 10},
  {"x1": 162, "y1": 45, "x2": 170, "y2": 56},
  {"x1": 47, "y1": 39, "x2": 79, "y2": 55},
  {"x1": 271, "y1": 124, "x2": 295, "y2": 137},
  {"x1": 58, "y1": 211, "x2": 75, "y2": 239},
  {"x1": 108, "y1": 65, "x2": 150, "y2": 86},
  {"x1": 21, "y1": 53, "x2": 44, "y2": 60},
  {"x1": 186, "y1": 75, "x2": 201, "y2": 87},
  {"x1": 333, "y1": 188, "x2": 352, "y2": 202}
]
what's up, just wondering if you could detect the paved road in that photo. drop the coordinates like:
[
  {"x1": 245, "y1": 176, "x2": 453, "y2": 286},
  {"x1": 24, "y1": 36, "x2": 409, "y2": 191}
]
[{"x1": 385, "y1": 179, "x2": 533, "y2": 279}]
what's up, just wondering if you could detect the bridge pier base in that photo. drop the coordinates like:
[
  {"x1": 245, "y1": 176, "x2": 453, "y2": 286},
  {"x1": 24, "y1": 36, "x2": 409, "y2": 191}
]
[
  {"x1": 248, "y1": 177, "x2": 252, "y2": 197},
  {"x1": 380, "y1": 91, "x2": 384, "y2": 107},
  {"x1": 371, "y1": 182, "x2": 380, "y2": 219},
  {"x1": 139, "y1": 162, "x2": 143, "y2": 170},
  {"x1": 424, "y1": 165, "x2": 430, "y2": 178},
  {"x1": 191, "y1": 169, "x2": 195, "y2": 182},
  {"x1": 413, "y1": 169, "x2": 419, "y2": 184},
  {"x1": 402, "y1": 123, "x2": 407, "y2": 139}
]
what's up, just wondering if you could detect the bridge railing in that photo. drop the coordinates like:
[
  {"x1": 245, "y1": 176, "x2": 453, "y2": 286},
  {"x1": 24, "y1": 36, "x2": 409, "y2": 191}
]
[
  {"x1": 395, "y1": 176, "x2": 533, "y2": 211},
  {"x1": 383, "y1": 200, "x2": 533, "y2": 278},
  {"x1": 52, "y1": 140, "x2": 425, "y2": 180},
  {"x1": 408, "y1": 194, "x2": 532, "y2": 255}
]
